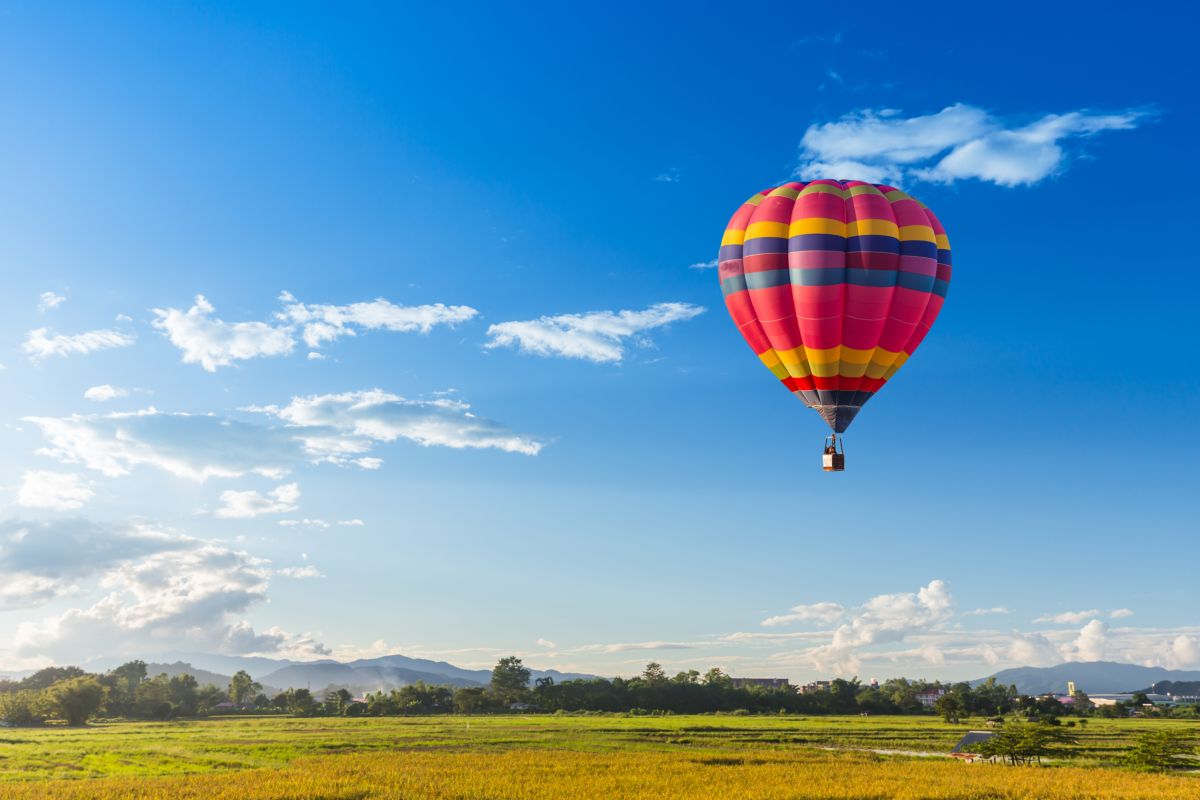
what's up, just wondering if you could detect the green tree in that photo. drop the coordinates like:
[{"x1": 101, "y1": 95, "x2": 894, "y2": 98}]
[
  {"x1": 936, "y1": 692, "x2": 965, "y2": 724},
  {"x1": 490, "y1": 657, "x2": 531, "y2": 702},
  {"x1": 453, "y1": 686, "x2": 489, "y2": 714},
  {"x1": 702, "y1": 668, "x2": 731, "y2": 688},
  {"x1": 287, "y1": 687, "x2": 316, "y2": 715},
  {"x1": 0, "y1": 690, "x2": 47, "y2": 726},
  {"x1": 44, "y1": 676, "x2": 107, "y2": 726},
  {"x1": 168, "y1": 673, "x2": 200, "y2": 716},
  {"x1": 133, "y1": 674, "x2": 173, "y2": 719},
  {"x1": 641, "y1": 662, "x2": 667, "y2": 684},
  {"x1": 197, "y1": 684, "x2": 228, "y2": 714},
  {"x1": 228, "y1": 670, "x2": 261, "y2": 706},
  {"x1": 18, "y1": 666, "x2": 85, "y2": 691},
  {"x1": 976, "y1": 720, "x2": 1076, "y2": 765},
  {"x1": 1125, "y1": 730, "x2": 1196, "y2": 772}
]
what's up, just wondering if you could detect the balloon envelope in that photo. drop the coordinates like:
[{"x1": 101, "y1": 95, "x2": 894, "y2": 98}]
[{"x1": 718, "y1": 180, "x2": 951, "y2": 432}]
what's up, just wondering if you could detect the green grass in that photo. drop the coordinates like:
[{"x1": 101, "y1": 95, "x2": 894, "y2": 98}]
[{"x1": 0, "y1": 714, "x2": 1197, "y2": 783}]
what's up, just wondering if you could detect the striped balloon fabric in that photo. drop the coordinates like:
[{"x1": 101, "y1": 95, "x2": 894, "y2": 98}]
[{"x1": 718, "y1": 180, "x2": 951, "y2": 433}]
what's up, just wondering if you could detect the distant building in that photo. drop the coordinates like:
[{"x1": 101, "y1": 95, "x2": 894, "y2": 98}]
[
  {"x1": 915, "y1": 688, "x2": 947, "y2": 707},
  {"x1": 799, "y1": 681, "x2": 832, "y2": 694},
  {"x1": 730, "y1": 678, "x2": 790, "y2": 690},
  {"x1": 1067, "y1": 681, "x2": 1076, "y2": 696}
]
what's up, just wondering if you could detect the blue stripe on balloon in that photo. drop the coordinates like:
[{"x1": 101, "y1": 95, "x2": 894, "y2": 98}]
[{"x1": 741, "y1": 237, "x2": 788, "y2": 256}]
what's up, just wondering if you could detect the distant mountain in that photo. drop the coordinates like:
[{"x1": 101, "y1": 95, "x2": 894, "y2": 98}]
[
  {"x1": 257, "y1": 654, "x2": 594, "y2": 693},
  {"x1": 1146, "y1": 680, "x2": 1200, "y2": 695},
  {"x1": 139, "y1": 661, "x2": 283, "y2": 695},
  {"x1": 144, "y1": 661, "x2": 234, "y2": 688},
  {"x1": 974, "y1": 661, "x2": 1200, "y2": 694}
]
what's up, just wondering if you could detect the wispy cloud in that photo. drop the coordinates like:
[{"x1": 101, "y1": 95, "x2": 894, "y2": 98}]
[
  {"x1": 83, "y1": 384, "x2": 129, "y2": 402},
  {"x1": 1034, "y1": 609, "x2": 1101, "y2": 624},
  {"x1": 27, "y1": 393, "x2": 539, "y2": 486},
  {"x1": 152, "y1": 293, "x2": 477, "y2": 371},
  {"x1": 797, "y1": 103, "x2": 1151, "y2": 187},
  {"x1": 23, "y1": 328, "x2": 135, "y2": 362},
  {"x1": 277, "y1": 565, "x2": 323, "y2": 579},
  {"x1": 38, "y1": 291, "x2": 66, "y2": 312},
  {"x1": 963, "y1": 607, "x2": 1011, "y2": 617},
  {"x1": 214, "y1": 483, "x2": 301, "y2": 519},
  {"x1": 485, "y1": 303, "x2": 704, "y2": 363},
  {"x1": 688, "y1": 258, "x2": 718, "y2": 270},
  {"x1": 762, "y1": 601, "x2": 846, "y2": 627}
]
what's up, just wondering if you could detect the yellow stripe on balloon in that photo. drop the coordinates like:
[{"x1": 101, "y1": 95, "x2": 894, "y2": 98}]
[
  {"x1": 767, "y1": 185, "x2": 800, "y2": 199},
  {"x1": 789, "y1": 217, "x2": 846, "y2": 237},
  {"x1": 744, "y1": 221, "x2": 790, "y2": 240},
  {"x1": 758, "y1": 349, "x2": 809, "y2": 379},
  {"x1": 847, "y1": 219, "x2": 899, "y2": 238},
  {"x1": 898, "y1": 225, "x2": 937, "y2": 243},
  {"x1": 721, "y1": 228, "x2": 746, "y2": 246},
  {"x1": 935, "y1": 234, "x2": 951, "y2": 250},
  {"x1": 799, "y1": 184, "x2": 848, "y2": 199}
]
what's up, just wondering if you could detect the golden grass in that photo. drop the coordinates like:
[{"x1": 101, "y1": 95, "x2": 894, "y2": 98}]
[{"x1": 4, "y1": 748, "x2": 1200, "y2": 800}]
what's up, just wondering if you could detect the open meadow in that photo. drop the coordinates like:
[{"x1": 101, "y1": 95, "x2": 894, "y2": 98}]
[{"x1": 1, "y1": 714, "x2": 1198, "y2": 799}]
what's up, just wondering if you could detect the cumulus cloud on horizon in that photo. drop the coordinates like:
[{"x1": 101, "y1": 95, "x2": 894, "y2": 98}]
[
  {"x1": 0, "y1": 517, "x2": 329, "y2": 662},
  {"x1": 796, "y1": 103, "x2": 1151, "y2": 187}
]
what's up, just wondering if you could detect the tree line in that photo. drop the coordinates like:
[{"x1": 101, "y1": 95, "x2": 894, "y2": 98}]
[{"x1": 4, "y1": 656, "x2": 1199, "y2": 727}]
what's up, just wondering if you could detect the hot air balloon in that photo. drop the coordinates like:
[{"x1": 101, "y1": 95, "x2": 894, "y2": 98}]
[{"x1": 717, "y1": 180, "x2": 951, "y2": 471}]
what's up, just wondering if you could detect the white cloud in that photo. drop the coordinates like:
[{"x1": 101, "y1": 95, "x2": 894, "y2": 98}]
[
  {"x1": 22, "y1": 327, "x2": 135, "y2": 361},
  {"x1": 1035, "y1": 609, "x2": 1101, "y2": 624},
  {"x1": 152, "y1": 295, "x2": 295, "y2": 372},
  {"x1": 29, "y1": 391, "x2": 540, "y2": 488},
  {"x1": 485, "y1": 303, "x2": 705, "y2": 363},
  {"x1": 653, "y1": 168, "x2": 681, "y2": 183},
  {"x1": 1167, "y1": 635, "x2": 1200, "y2": 670},
  {"x1": 214, "y1": 483, "x2": 301, "y2": 519},
  {"x1": 1110, "y1": 608, "x2": 1135, "y2": 619},
  {"x1": 537, "y1": 638, "x2": 557, "y2": 649},
  {"x1": 263, "y1": 389, "x2": 545, "y2": 457},
  {"x1": 796, "y1": 103, "x2": 1150, "y2": 187},
  {"x1": 152, "y1": 293, "x2": 478, "y2": 371},
  {"x1": 278, "y1": 518, "x2": 331, "y2": 528},
  {"x1": 0, "y1": 519, "x2": 190, "y2": 610},
  {"x1": 277, "y1": 565, "x2": 323, "y2": 579},
  {"x1": 762, "y1": 601, "x2": 846, "y2": 627},
  {"x1": 83, "y1": 384, "x2": 129, "y2": 402},
  {"x1": 963, "y1": 607, "x2": 1011, "y2": 616},
  {"x1": 338, "y1": 519, "x2": 364, "y2": 526},
  {"x1": 688, "y1": 258, "x2": 718, "y2": 270},
  {"x1": 1065, "y1": 619, "x2": 1109, "y2": 662},
  {"x1": 5, "y1": 519, "x2": 330, "y2": 662},
  {"x1": 15, "y1": 470, "x2": 94, "y2": 510},
  {"x1": 277, "y1": 292, "x2": 477, "y2": 348},
  {"x1": 760, "y1": 580, "x2": 955, "y2": 675},
  {"x1": 25, "y1": 408, "x2": 305, "y2": 481},
  {"x1": 576, "y1": 641, "x2": 696, "y2": 654},
  {"x1": 38, "y1": 291, "x2": 66, "y2": 312}
]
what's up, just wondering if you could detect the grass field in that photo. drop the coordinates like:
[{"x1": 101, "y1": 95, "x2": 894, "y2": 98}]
[{"x1": 1, "y1": 714, "x2": 1197, "y2": 798}]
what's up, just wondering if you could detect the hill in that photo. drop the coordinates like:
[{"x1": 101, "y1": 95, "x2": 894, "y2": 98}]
[
  {"x1": 256, "y1": 654, "x2": 593, "y2": 693},
  {"x1": 975, "y1": 661, "x2": 1200, "y2": 694}
]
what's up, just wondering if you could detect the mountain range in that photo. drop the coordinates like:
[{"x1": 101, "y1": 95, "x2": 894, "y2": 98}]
[
  {"x1": 124, "y1": 653, "x2": 595, "y2": 695},
  {"x1": 974, "y1": 661, "x2": 1200, "y2": 694}
]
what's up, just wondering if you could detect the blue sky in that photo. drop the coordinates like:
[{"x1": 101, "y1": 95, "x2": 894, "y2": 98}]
[{"x1": 0, "y1": 2, "x2": 1195, "y2": 681}]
